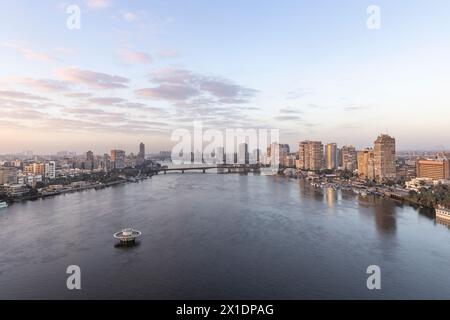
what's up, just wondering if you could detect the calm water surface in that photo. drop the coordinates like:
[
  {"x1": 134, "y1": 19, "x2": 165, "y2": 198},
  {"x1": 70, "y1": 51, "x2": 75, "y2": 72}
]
[{"x1": 0, "y1": 174, "x2": 449, "y2": 299}]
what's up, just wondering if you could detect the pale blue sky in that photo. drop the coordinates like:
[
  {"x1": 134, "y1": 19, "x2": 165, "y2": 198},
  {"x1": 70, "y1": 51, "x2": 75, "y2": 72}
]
[{"x1": 1, "y1": 0, "x2": 450, "y2": 153}]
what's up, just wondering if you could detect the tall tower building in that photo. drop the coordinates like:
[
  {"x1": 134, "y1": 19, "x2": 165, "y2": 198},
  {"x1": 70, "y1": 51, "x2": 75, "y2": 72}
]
[
  {"x1": 238, "y1": 143, "x2": 249, "y2": 165},
  {"x1": 341, "y1": 145, "x2": 357, "y2": 171},
  {"x1": 297, "y1": 141, "x2": 323, "y2": 170},
  {"x1": 325, "y1": 143, "x2": 338, "y2": 170},
  {"x1": 267, "y1": 143, "x2": 290, "y2": 167},
  {"x1": 111, "y1": 150, "x2": 126, "y2": 170},
  {"x1": 44, "y1": 161, "x2": 56, "y2": 179},
  {"x1": 139, "y1": 143, "x2": 145, "y2": 158},
  {"x1": 85, "y1": 150, "x2": 94, "y2": 170},
  {"x1": 86, "y1": 151, "x2": 94, "y2": 162},
  {"x1": 357, "y1": 148, "x2": 375, "y2": 180},
  {"x1": 137, "y1": 142, "x2": 145, "y2": 165},
  {"x1": 374, "y1": 134, "x2": 396, "y2": 181}
]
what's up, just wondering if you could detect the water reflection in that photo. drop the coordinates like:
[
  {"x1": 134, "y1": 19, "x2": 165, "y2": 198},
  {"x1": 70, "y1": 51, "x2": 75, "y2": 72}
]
[
  {"x1": 325, "y1": 188, "x2": 337, "y2": 208},
  {"x1": 114, "y1": 241, "x2": 141, "y2": 249},
  {"x1": 436, "y1": 217, "x2": 450, "y2": 229},
  {"x1": 2, "y1": 174, "x2": 450, "y2": 299},
  {"x1": 371, "y1": 197, "x2": 397, "y2": 235}
]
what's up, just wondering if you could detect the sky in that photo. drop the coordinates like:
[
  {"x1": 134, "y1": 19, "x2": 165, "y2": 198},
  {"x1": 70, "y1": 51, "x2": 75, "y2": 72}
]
[{"x1": 1, "y1": 0, "x2": 450, "y2": 154}]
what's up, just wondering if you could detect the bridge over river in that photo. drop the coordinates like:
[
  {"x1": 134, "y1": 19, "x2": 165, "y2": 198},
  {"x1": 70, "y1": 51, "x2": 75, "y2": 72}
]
[{"x1": 155, "y1": 164, "x2": 264, "y2": 174}]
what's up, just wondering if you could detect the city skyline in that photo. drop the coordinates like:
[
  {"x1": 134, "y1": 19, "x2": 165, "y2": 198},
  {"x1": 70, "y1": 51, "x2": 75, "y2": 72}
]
[{"x1": 2, "y1": 1, "x2": 450, "y2": 153}]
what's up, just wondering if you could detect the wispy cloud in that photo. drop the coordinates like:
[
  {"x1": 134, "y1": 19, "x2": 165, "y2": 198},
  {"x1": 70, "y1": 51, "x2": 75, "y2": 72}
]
[
  {"x1": 57, "y1": 67, "x2": 129, "y2": 89},
  {"x1": 0, "y1": 90, "x2": 50, "y2": 101},
  {"x1": 118, "y1": 50, "x2": 152, "y2": 64},
  {"x1": 136, "y1": 68, "x2": 257, "y2": 105},
  {"x1": 136, "y1": 84, "x2": 199, "y2": 101},
  {"x1": 89, "y1": 97, "x2": 126, "y2": 106},
  {"x1": 13, "y1": 77, "x2": 70, "y2": 92},
  {"x1": 157, "y1": 50, "x2": 180, "y2": 58},
  {"x1": 122, "y1": 11, "x2": 138, "y2": 22},
  {"x1": 279, "y1": 107, "x2": 303, "y2": 115},
  {"x1": 3, "y1": 42, "x2": 53, "y2": 62},
  {"x1": 286, "y1": 88, "x2": 311, "y2": 100},
  {"x1": 85, "y1": 0, "x2": 111, "y2": 10}
]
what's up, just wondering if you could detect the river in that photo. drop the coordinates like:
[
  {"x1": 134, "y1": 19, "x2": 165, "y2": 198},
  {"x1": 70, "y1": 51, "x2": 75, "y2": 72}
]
[{"x1": 0, "y1": 173, "x2": 449, "y2": 299}]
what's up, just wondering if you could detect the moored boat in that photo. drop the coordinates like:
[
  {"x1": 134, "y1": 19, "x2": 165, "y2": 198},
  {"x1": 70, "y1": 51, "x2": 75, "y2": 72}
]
[{"x1": 0, "y1": 202, "x2": 8, "y2": 209}]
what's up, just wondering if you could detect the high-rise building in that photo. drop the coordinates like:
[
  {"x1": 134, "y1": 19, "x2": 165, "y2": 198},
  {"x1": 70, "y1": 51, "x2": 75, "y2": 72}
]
[
  {"x1": 297, "y1": 141, "x2": 323, "y2": 170},
  {"x1": 24, "y1": 163, "x2": 45, "y2": 175},
  {"x1": 325, "y1": 143, "x2": 338, "y2": 170},
  {"x1": 86, "y1": 151, "x2": 94, "y2": 162},
  {"x1": 416, "y1": 159, "x2": 450, "y2": 180},
  {"x1": 238, "y1": 143, "x2": 249, "y2": 164},
  {"x1": 0, "y1": 167, "x2": 18, "y2": 185},
  {"x1": 341, "y1": 145, "x2": 357, "y2": 171},
  {"x1": 267, "y1": 143, "x2": 290, "y2": 167},
  {"x1": 137, "y1": 143, "x2": 145, "y2": 165},
  {"x1": 357, "y1": 148, "x2": 375, "y2": 180},
  {"x1": 374, "y1": 134, "x2": 396, "y2": 181},
  {"x1": 101, "y1": 154, "x2": 111, "y2": 172},
  {"x1": 111, "y1": 150, "x2": 126, "y2": 170},
  {"x1": 85, "y1": 151, "x2": 94, "y2": 170},
  {"x1": 44, "y1": 161, "x2": 56, "y2": 179}
]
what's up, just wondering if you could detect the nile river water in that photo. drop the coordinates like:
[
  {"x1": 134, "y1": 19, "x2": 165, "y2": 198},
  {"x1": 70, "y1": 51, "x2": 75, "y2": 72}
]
[{"x1": 0, "y1": 174, "x2": 449, "y2": 299}]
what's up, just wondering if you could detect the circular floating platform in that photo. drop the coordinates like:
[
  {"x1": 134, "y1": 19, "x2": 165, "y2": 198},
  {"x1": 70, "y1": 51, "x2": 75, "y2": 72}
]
[{"x1": 113, "y1": 228, "x2": 142, "y2": 243}]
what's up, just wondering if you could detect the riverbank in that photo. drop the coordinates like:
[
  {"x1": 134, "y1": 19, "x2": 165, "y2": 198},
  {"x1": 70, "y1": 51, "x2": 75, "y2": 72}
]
[
  {"x1": 3, "y1": 174, "x2": 154, "y2": 205},
  {"x1": 281, "y1": 172, "x2": 439, "y2": 211}
]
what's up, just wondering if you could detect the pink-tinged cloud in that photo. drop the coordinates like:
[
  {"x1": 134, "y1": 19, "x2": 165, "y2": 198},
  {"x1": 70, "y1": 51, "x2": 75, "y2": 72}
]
[
  {"x1": 57, "y1": 67, "x2": 129, "y2": 89},
  {"x1": 119, "y1": 50, "x2": 152, "y2": 64},
  {"x1": 14, "y1": 78, "x2": 70, "y2": 92},
  {"x1": 0, "y1": 90, "x2": 50, "y2": 101},
  {"x1": 139, "y1": 68, "x2": 257, "y2": 104},
  {"x1": 89, "y1": 97, "x2": 126, "y2": 105},
  {"x1": 157, "y1": 50, "x2": 180, "y2": 58},
  {"x1": 3, "y1": 42, "x2": 52, "y2": 62},
  {"x1": 85, "y1": 0, "x2": 111, "y2": 9},
  {"x1": 122, "y1": 12, "x2": 138, "y2": 22},
  {"x1": 64, "y1": 92, "x2": 93, "y2": 98},
  {"x1": 136, "y1": 84, "x2": 200, "y2": 101}
]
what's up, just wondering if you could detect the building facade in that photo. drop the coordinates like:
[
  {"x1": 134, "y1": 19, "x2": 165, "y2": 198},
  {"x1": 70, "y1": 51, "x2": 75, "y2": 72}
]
[
  {"x1": 0, "y1": 167, "x2": 18, "y2": 185},
  {"x1": 341, "y1": 145, "x2": 357, "y2": 171},
  {"x1": 297, "y1": 141, "x2": 323, "y2": 171},
  {"x1": 325, "y1": 143, "x2": 338, "y2": 170},
  {"x1": 111, "y1": 150, "x2": 126, "y2": 170},
  {"x1": 416, "y1": 159, "x2": 450, "y2": 180},
  {"x1": 374, "y1": 134, "x2": 396, "y2": 181},
  {"x1": 357, "y1": 148, "x2": 375, "y2": 180}
]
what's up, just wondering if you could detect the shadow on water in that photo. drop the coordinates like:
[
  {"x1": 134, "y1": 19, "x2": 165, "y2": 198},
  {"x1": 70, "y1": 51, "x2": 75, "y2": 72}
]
[
  {"x1": 372, "y1": 197, "x2": 397, "y2": 235},
  {"x1": 416, "y1": 206, "x2": 435, "y2": 220},
  {"x1": 355, "y1": 194, "x2": 398, "y2": 235},
  {"x1": 114, "y1": 240, "x2": 141, "y2": 249}
]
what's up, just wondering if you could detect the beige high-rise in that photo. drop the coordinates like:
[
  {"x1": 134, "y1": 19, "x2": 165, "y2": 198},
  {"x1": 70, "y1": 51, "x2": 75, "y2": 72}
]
[
  {"x1": 297, "y1": 141, "x2": 323, "y2": 170},
  {"x1": 374, "y1": 134, "x2": 396, "y2": 181},
  {"x1": 416, "y1": 159, "x2": 450, "y2": 180},
  {"x1": 357, "y1": 148, "x2": 375, "y2": 180},
  {"x1": 341, "y1": 145, "x2": 357, "y2": 171},
  {"x1": 325, "y1": 143, "x2": 338, "y2": 170}
]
